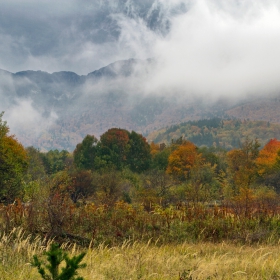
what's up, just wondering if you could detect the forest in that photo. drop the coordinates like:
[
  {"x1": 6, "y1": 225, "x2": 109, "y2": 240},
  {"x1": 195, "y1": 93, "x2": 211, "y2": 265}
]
[{"x1": 3, "y1": 112, "x2": 280, "y2": 278}]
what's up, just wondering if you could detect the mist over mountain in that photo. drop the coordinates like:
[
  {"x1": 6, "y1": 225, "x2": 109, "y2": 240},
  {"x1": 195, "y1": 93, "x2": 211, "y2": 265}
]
[
  {"x1": 1, "y1": 58, "x2": 280, "y2": 151},
  {"x1": 1, "y1": 0, "x2": 280, "y2": 150},
  {"x1": 0, "y1": 58, "x2": 207, "y2": 150}
]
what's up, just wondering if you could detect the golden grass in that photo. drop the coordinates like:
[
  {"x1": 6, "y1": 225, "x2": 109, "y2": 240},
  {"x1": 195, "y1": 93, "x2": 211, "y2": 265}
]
[{"x1": 2, "y1": 228, "x2": 280, "y2": 279}]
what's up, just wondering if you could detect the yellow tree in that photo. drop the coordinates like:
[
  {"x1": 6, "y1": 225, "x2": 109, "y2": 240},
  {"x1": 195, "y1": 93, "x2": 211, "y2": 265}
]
[
  {"x1": 227, "y1": 138, "x2": 260, "y2": 216},
  {"x1": 150, "y1": 142, "x2": 160, "y2": 157},
  {"x1": 227, "y1": 138, "x2": 260, "y2": 191}
]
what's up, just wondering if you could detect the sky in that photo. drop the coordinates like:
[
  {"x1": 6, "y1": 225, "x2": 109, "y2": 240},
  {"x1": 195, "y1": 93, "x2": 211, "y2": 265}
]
[
  {"x1": 1, "y1": 0, "x2": 280, "y2": 145},
  {"x1": 1, "y1": 0, "x2": 280, "y2": 97}
]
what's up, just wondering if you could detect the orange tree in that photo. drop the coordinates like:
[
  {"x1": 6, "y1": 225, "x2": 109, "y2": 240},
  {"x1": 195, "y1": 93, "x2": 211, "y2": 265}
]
[
  {"x1": 0, "y1": 112, "x2": 28, "y2": 203},
  {"x1": 166, "y1": 140, "x2": 202, "y2": 181},
  {"x1": 256, "y1": 138, "x2": 280, "y2": 176},
  {"x1": 256, "y1": 138, "x2": 280, "y2": 192}
]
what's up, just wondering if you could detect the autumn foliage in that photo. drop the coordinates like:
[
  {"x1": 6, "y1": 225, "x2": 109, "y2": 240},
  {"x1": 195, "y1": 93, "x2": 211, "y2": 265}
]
[
  {"x1": 256, "y1": 138, "x2": 280, "y2": 176},
  {"x1": 4, "y1": 111, "x2": 280, "y2": 246},
  {"x1": 227, "y1": 138, "x2": 259, "y2": 190},
  {"x1": 166, "y1": 141, "x2": 202, "y2": 180}
]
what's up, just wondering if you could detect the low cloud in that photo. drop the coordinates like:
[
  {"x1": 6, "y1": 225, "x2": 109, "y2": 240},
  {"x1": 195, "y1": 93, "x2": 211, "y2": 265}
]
[
  {"x1": 143, "y1": 0, "x2": 280, "y2": 99},
  {"x1": 2, "y1": 0, "x2": 280, "y2": 96},
  {"x1": 3, "y1": 98, "x2": 58, "y2": 141}
]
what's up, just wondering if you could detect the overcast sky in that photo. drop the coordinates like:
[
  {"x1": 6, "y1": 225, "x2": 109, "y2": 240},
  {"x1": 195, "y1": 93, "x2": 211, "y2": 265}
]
[{"x1": 1, "y1": 0, "x2": 280, "y2": 96}]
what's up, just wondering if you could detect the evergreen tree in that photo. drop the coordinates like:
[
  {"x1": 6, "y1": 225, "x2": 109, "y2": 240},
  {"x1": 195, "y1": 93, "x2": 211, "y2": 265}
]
[{"x1": 32, "y1": 243, "x2": 86, "y2": 280}]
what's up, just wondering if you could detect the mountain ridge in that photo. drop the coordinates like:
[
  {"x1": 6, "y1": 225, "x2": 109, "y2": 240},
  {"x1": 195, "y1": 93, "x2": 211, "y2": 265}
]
[{"x1": 1, "y1": 59, "x2": 280, "y2": 151}]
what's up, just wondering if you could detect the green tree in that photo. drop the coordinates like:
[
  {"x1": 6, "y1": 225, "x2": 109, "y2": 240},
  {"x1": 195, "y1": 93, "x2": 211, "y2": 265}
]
[
  {"x1": 98, "y1": 128, "x2": 151, "y2": 172},
  {"x1": 186, "y1": 163, "x2": 220, "y2": 205},
  {"x1": 127, "y1": 131, "x2": 151, "y2": 172},
  {"x1": 25, "y1": 146, "x2": 46, "y2": 181},
  {"x1": 42, "y1": 149, "x2": 70, "y2": 175},
  {"x1": 139, "y1": 169, "x2": 174, "y2": 207},
  {"x1": 151, "y1": 147, "x2": 172, "y2": 170},
  {"x1": 32, "y1": 243, "x2": 86, "y2": 280},
  {"x1": 99, "y1": 128, "x2": 130, "y2": 169},
  {"x1": 0, "y1": 112, "x2": 28, "y2": 203},
  {"x1": 73, "y1": 135, "x2": 98, "y2": 170}
]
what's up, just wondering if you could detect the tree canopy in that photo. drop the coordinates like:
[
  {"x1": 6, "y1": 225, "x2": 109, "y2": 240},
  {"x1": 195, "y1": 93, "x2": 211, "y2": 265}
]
[
  {"x1": 73, "y1": 135, "x2": 98, "y2": 170},
  {"x1": 73, "y1": 128, "x2": 151, "y2": 172},
  {"x1": 0, "y1": 112, "x2": 28, "y2": 203}
]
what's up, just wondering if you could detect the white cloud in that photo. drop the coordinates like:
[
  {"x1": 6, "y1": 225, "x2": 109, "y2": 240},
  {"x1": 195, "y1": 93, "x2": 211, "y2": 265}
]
[
  {"x1": 4, "y1": 98, "x2": 58, "y2": 137},
  {"x1": 1, "y1": 0, "x2": 280, "y2": 97},
  {"x1": 146, "y1": 0, "x2": 280, "y2": 98}
]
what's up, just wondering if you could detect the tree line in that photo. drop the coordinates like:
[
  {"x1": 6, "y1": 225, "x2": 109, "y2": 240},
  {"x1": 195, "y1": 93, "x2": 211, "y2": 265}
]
[{"x1": 1, "y1": 110, "x2": 280, "y2": 211}]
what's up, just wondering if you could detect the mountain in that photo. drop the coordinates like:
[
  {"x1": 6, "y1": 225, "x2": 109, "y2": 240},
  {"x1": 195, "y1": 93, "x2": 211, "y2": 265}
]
[{"x1": 1, "y1": 59, "x2": 280, "y2": 151}]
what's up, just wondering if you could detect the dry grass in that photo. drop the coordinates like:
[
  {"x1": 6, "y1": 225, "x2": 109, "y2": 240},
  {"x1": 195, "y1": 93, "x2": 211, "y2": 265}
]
[{"x1": 2, "y1": 228, "x2": 280, "y2": 279}]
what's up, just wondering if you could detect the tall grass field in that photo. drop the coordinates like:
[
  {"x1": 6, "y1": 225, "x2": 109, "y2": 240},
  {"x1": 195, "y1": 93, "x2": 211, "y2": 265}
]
[{"x1": 1, "y1": 228, "x2": 280, "y2": 279}]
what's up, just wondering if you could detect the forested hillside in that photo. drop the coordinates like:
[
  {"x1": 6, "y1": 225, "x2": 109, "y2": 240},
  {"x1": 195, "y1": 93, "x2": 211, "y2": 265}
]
[{"x1": 148, "y1": 118, "x2": 280, "y2": 149}]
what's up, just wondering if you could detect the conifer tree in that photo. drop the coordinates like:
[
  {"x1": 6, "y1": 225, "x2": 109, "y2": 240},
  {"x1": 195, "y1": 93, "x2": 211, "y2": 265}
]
[{"x1": 32, "y1": 243, "x2": 86, "y2": 280}]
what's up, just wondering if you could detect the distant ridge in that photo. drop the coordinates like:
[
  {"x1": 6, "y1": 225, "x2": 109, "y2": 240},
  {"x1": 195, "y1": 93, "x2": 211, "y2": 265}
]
[{"x1": 1, "y1": 59, "x2": 280, "y2": 151}]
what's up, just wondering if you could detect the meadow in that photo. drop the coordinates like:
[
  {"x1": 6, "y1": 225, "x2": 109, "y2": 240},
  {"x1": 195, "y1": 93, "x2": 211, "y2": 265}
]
[{"x1": 1, "y1": 228, "x2": 280, "y2": 279}]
